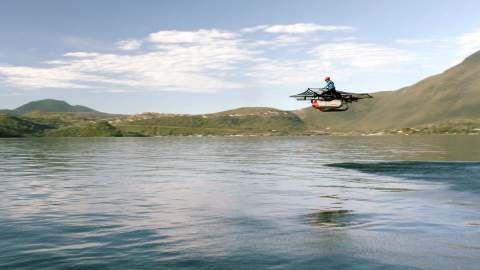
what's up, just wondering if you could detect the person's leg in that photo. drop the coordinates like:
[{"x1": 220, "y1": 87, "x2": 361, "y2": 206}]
[
  {"x1": 323, "y1": 89, "x2": 334, "y2": 101},
  {"x1": 332, "y1": 89, "x2": 341, "y2": 99}
]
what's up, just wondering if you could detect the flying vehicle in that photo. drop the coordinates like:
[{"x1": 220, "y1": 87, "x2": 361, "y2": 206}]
[{"x1": 290, "y1": 88, "x2": 372, "y2": 112}]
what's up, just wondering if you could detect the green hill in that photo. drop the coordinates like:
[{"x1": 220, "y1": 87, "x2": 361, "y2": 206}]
[
  {"x1": 112, "y1": 107, "x2": 305, "y2": 136},
  {"x1": 0, "y1": 101, "x2": 125, "y2": 137},
  {"x1": 0, "y1": 113, "x2": 52, "y2": 137},
  {"x1": 14, "y1": 99, "x2": 99, "y2": 115},
  {"x1": 297, "y1": 50, "x2": 480, "y2": 131}
]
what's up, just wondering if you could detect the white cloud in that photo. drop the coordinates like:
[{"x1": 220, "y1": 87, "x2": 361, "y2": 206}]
[
  {"x1": 457, "y1": 29, "x2": 480, "y2": 57},
  {"x1": 0, "y1": 29, "x2": 255, "y2": 92},
  {"x1": 310, "y1": 42, "x2": 414, "y2": 68},
  {"x1": 402, "y1": 30, "x2": 480, "y2": 65},
  {"x1": 275, "y1": 35, "x2": 304, "y2": 45},
  {"x1": 64, "y1": 52, "x2": 101, "y2": 58},
  {"x1": 116, "y1": 39, "x2": 142, "y2": 50},
  {"x1": 242, "y1": 25, "x2": 269, "y2": 33},
  {"x1": 242, "y1": 23, "x2": 354, "y2": 34},
  {"x1": 395, "y1": 38, "x2": 433, "y2": 45},
  {"x1": 247, "y1": 42, "x2": 415, "y2": 88},
  {"x1": 149, "y1": 29, "x2": 238, "y2": 44},
  {"x1": 394, "y1": 30, "x2": 480, "y2": 62},
  {"x1": 0, "y1": 24, "x2": 420, "y2": 93},
  {"x1": 247, "y1": 59, "x2": 334, "y2": 86},
  {"x1": 248, "y1": 35, "x2": 306, "y2": 48},
  {"x1": 9, "y1": 22, "x2": 480, "y2": 97},
  {"x1": 0, "y1": 65, "x2": 98, "y2": 89}
]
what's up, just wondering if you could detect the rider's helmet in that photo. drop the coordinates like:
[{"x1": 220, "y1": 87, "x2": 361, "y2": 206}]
[{"x1": 324, "y1": 76, "x2": 331, "y2": 81}]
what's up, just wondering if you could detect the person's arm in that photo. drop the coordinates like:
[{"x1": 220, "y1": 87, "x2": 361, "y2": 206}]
[{"x1": 321, "y1": 81, "x2": 329, "y2": 90}]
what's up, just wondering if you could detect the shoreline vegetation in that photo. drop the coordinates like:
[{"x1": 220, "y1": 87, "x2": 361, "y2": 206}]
[{"x1": 1, "y1": 103, "x2": 479, "y2": 138}]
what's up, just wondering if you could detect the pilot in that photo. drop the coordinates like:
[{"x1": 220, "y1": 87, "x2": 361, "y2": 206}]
[{"x1": 323, "y1": 76, "x2": 339, "y2": 98}]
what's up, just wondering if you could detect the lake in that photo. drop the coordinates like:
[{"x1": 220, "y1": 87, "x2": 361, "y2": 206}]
[{"x1": 1, "y1": 136, "x2": 479, "y2": 270}]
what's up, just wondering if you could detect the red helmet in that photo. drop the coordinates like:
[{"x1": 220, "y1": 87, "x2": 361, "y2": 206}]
[{"x1": 324, "y1": 76, "x2": 331, "y2": 81}]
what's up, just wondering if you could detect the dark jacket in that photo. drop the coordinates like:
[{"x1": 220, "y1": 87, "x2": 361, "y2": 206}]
[{"x1": 324, "y1": 80, "x2": 335, "y2": 91}]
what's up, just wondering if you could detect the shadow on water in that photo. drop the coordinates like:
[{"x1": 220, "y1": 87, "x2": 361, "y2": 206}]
[
  {"x1": 326, "y1": 161, "x2": 480, "y2": 193},
  {"x1": 306, "y1": 210, "x2": 354, "y2": 228},
  {"x1": 305, "y1": 210, "x2": 380, "y2": 229}
]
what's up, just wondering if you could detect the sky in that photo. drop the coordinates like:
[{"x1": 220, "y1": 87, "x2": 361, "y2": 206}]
[{"x1": 1, "y1": 0, "x2": 480, "y2": 114}]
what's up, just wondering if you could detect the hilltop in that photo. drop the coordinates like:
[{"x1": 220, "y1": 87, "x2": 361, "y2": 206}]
[{"x1": 13, "y1": 99, "x2": 100, "y2": 115}]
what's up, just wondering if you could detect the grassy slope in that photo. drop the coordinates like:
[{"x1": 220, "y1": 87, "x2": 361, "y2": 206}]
[
  {"x1": 23, "y1": 111, "x2": 124, "y2": 137},
  {"x1": 113, "y1": 107, "x2": 306, "y2": 136},
  {"x1": 0, "y1": 111, "x2": 125, "y2": 137},
  {"x1": 44, "y1": 121, "x2": 123, "y2": 137},
  {"x1": 0, "y1": 113, "x2": 53, "y2": 137}
]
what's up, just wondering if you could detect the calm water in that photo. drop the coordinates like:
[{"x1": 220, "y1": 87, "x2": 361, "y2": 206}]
[{"x1": 0, "y1": 136, "x2": 479, "y2": 270}]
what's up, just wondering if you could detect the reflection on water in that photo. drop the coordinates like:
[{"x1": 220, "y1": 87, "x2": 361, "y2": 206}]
[
  {"x1": 307, "y1": 210, "x2": 356, "y2": 228},
  {"x1": 0, "y1": 136, "x2": 479, "y2": 270}
]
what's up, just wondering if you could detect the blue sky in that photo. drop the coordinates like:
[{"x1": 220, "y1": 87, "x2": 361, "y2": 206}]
[{"x1": 1, "y1": 0, "x2": 480, "y2": 114}]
